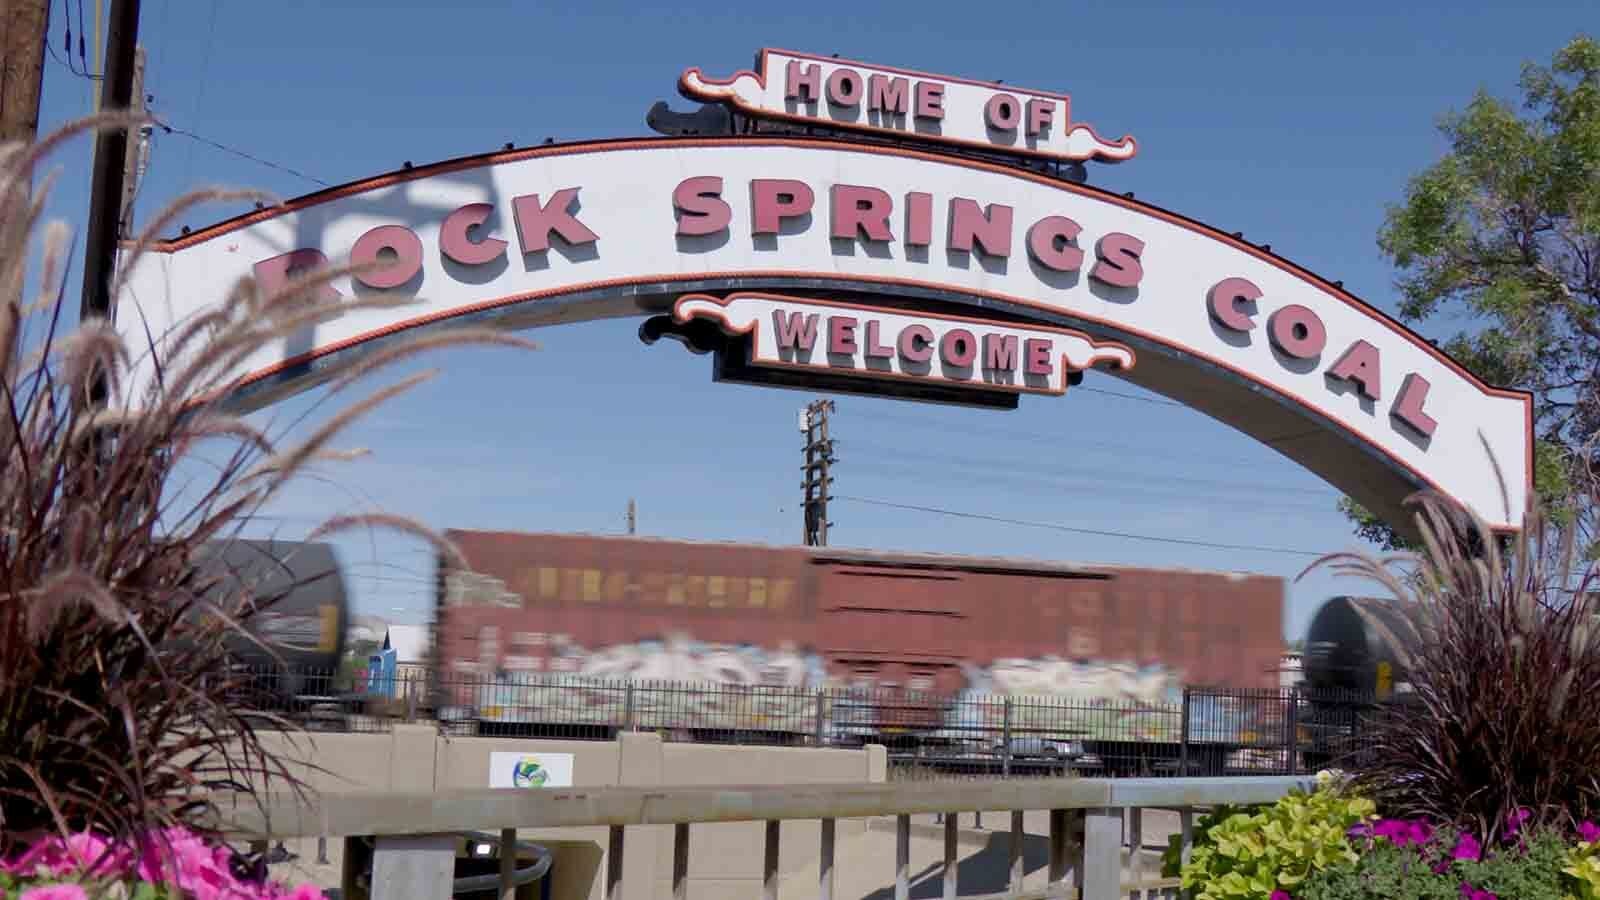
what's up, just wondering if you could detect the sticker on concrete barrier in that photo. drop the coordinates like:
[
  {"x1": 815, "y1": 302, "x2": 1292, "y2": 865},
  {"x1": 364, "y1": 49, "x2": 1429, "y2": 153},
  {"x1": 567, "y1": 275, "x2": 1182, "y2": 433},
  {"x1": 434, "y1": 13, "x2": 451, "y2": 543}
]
[{"x1": 489, "y1": 752, "x2": 574, "y2": 789}]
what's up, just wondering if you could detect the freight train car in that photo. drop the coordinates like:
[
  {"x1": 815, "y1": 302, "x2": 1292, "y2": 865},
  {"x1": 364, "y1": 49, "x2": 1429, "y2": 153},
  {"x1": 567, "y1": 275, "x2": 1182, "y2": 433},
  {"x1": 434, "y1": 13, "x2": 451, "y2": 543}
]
[
  {"x1": 1301, "y1": 595, "x2": 1429, "y2": 699},
  {"x1": 432, "y1": 530, "x2": 1285, "y2": 771},
  {"x1": 196, "y1": 539, "x2": 350, "y2": 708}
]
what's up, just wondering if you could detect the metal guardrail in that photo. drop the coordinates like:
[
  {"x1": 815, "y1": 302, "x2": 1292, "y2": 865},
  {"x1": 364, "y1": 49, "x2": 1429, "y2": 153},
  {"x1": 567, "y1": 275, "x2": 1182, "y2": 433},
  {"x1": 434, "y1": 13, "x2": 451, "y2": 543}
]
[{"x1": 222, "y1": 775, "x2": 1312, "y2": 900}]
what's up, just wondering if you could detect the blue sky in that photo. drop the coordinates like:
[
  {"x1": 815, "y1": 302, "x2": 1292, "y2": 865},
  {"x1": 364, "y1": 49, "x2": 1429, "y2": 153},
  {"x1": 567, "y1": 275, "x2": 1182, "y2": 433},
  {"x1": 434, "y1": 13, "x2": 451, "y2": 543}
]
[{"x1": 28, "y1": 0, "x2": 1593, "y2": 641}]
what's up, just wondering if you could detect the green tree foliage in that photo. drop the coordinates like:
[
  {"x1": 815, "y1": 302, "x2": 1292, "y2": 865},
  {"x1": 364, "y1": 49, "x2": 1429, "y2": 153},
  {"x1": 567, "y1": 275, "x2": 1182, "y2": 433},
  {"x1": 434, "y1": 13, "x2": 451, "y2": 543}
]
[{"x1": 1346, "y1": 35, "x2": 1599, "y2": 548}]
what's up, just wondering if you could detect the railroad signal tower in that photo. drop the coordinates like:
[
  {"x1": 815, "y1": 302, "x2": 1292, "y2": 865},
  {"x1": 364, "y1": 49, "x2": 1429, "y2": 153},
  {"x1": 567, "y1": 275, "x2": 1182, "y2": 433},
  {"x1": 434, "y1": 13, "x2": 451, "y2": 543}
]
[{"x1": 800, "y1": 399, "x2": 835, "y2": 546}]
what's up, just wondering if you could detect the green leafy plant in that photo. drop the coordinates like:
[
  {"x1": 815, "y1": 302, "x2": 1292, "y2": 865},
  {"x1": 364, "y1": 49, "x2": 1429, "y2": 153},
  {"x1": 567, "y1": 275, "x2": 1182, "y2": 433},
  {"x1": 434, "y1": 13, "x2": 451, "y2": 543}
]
[
  {"x1": 1298, "y1": 826, "x2": 1572, "y2": 900},
  {"x1": 1564, "y1": 827, "x2": 1600, "y2": 899},
  {"x1": 1177, "y1": 785, "x2": 1376, "y2": 900},
  {"x1": 1163, "y1": 805, "x2": 1259, "y2": 878}
]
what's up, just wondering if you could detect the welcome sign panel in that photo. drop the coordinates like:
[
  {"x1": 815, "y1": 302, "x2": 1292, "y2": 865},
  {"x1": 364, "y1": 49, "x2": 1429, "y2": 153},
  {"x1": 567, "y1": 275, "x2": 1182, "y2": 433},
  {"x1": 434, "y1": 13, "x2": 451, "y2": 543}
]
[{"x1": 117, "y1": 138, "x2": 1532, "y2": 531}]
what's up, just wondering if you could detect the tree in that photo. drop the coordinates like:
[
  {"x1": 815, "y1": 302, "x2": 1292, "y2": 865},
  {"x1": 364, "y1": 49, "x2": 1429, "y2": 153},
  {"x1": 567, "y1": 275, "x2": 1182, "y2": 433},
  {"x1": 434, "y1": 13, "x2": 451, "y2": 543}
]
[{"x1": 1344, "y1": 34, "x2": 1600, "y2": 549}]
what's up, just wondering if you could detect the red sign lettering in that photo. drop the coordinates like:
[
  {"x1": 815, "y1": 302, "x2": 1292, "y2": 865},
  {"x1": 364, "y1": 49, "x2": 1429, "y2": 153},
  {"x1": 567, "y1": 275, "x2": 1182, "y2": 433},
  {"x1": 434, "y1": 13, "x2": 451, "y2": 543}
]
[
  {"x1": 673, "y1": 176, "x2": 732, "y2": 236},
  {"x1": 511, "y1": 188, "x2": 598, "y2": 253},
  {"x1": 772, "y1": 310, "x2": 818, "y2": 351},
  {"x1": 1328, "y1": 340, "x2": 1382, "y2": 401}
]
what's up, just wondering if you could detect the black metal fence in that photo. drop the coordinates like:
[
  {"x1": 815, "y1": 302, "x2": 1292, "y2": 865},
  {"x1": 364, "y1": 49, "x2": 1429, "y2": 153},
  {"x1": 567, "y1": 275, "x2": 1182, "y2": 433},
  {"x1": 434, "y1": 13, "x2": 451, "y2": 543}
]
[{"x1": 232, "y1": 666, "x2": 1383, "y2": 778}]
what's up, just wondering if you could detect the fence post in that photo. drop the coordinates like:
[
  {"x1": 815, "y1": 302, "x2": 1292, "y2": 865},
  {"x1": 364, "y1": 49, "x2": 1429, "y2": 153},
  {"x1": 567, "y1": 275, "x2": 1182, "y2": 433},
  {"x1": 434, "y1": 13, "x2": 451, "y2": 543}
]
[
  {"x1": 1001, "y1": 696, "x2": 1013, "y2": 777},
  {"x1": 623, "y1": 681, "x2": 636, "y2": 732},
  {"x1": 1179, "y1": 687, "x2": 1192, "y2": 776},
  {"x1": 1287, "y1": 686, "x2": 1300, "y2": 775},
  {"x1": 814, "y1": 689, "x2": 826, "y2": 746}
]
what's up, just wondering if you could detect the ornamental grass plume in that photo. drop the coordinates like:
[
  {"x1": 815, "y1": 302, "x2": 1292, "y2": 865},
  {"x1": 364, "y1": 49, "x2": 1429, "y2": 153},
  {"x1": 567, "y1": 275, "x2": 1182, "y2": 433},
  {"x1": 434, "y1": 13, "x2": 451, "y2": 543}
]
[
  {"x1": 1301, "y1": 441, "x2": 1600, "y2": 841},
  {"x1": 0, "y1": 117, "x2": 535, "y2": 850}
]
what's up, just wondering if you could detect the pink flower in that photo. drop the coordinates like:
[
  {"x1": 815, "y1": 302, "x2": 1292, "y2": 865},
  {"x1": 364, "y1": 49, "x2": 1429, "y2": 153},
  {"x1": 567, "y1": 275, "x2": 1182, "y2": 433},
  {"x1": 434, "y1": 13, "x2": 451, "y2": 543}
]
[
  {"x1": 6, "y1": 828, "x2": 321, "y2": 900},
  {"x1": 1458, "y1": 884, "x2": 1497, "y2": 900},
  {"x1": 19, "y1": 886, "x2": 89, "y2": 900},
  {"x1": 131, "y1": 827, "x2": 253, "y2": 900},
  {"x1": 4, "y1": 831, "x2": 132, "y2": 879},
  {"x1": 1505, "y1": 808, "x2": 1531, "y2": 838},
  {"x1": 1453, "y1": 833, "x2": 1482, "y2": 861},
  {"x1": 1580, "y1": 821, "x2": 1600, "y2": 844},
  {"x1": 1372, "y1": 818, "x2": 1433, "y2": 848},
  {"x1": 1270, "y1": 892, "x2": 1292, "y2": 900}
]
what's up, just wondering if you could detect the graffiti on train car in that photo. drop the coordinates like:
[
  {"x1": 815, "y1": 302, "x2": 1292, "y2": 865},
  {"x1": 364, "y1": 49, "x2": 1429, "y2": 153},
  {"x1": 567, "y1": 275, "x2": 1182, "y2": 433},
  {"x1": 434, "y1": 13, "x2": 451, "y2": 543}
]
[
  {"x1": 962, "y1": 656, "x2": 1182, "y2": 705},
  {"x1": 464, "y1": 634, "x2": 829, "y2": 731},
  {"x1": 563, "y1": 634, "x2": 827, "y2": 686},
  {"x1": 945, "y1": 655, "x2": 1186, "y2": 743},
  {"x1": 455, "y1": 631, "x2": 1266, "y2": 744},
  {"x1": 445, "y1": 566, "x2": 800, "y2": 612}
]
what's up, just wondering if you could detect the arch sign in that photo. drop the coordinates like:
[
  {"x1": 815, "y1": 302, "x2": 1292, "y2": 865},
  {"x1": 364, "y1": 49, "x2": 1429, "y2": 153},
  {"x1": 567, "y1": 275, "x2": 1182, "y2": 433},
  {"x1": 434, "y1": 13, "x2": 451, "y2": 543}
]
[{"x1": 116, "y1": 48, "x2": 1533, "y2": 538}]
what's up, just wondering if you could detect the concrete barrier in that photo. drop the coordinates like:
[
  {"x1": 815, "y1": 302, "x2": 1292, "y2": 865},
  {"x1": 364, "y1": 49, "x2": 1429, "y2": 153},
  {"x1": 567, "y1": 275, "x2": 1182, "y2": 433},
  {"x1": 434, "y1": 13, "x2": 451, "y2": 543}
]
[{"x1": 248, "y1": 730, "x2": 884, "y2": 900}]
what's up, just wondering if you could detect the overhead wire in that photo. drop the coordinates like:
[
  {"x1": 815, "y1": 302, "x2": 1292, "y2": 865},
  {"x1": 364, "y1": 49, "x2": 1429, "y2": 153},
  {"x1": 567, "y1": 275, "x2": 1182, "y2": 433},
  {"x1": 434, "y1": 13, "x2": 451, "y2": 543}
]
[
  {"x1": 179, "y1": 0, "x2": 222, "y2": 187},
  {"x1": 150, "y1": 0, "x2": 170, "y2": 101},
  {"x1": 844, "y1": 463, "x2": 1339, "y2": 518},
  {"x1": 834, "y1": 495, "x2": 1328, "y2": 558},
  {"x1": 153, "y1": 118, "x2": 331, "y2": 187},
  {"x1": 828, "y1": 399, "x2": 1351, "y2": 548},
  {"x1": 46, "y1": 0, "x2": 98, "y2": 80},
  {"x1": 840, "y1": 439, "x2": 1336, "y2": 499},
  {"x1": 73, "y1": 0, "x2": 89, "y2": 76},
  {"x1": 835, "y1": 405, "x2": 1320, "y2": 476},
  {"x1": 1077, "y1": 385, "x2": 1184, "y2": 406}
]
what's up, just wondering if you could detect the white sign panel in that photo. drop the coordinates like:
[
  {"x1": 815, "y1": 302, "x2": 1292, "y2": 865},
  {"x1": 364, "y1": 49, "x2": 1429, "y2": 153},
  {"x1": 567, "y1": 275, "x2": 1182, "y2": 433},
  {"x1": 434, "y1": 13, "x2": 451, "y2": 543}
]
[
  {"x1": 488, "y1": 751, "x2": 574, "y2": 789},
  {"x1": 116, "y1": 137, "x2": 1532, "y2": 531},
  {"x1": 681, "y1": 48, "x2": 1137, "y2": 164},
  {"x1": 675, "y1": 292, "x2": 1135, "y2": 396}
]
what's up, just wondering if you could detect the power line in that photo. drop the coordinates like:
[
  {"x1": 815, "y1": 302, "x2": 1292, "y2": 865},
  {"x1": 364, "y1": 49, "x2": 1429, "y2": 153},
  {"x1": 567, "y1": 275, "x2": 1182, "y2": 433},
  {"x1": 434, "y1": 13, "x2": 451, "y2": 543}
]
[
  {"x1": 1078, "y1": 385, "x2": 1184, "y2": 407},
  {"x1": 835, "y1": 495, "x2": 1328, "y2": 558},
  {"x1": 149, "y1": 0, "x2": 167, "y2": 101},
  {"x1": 837, "y1": 406, "x2": 1328, "y2": 477},
  {"x1": 842, "y1": 439, "x2": 1335, "y2": 498},
  {"x1": 845, "y1": 462, "x2": 1339, "y2": 517},
  {"x1": 45, "y1": 0, "x2": 99, "y2": 80},
  {"x1": 45, "y1": 36, "x2": 97, "y2": 80},
  {"x1": 179, "y1": 0, "x2": 220, "y2": 186},
  {"x1": 154, "y1": 118, "x2": 331, "y2": 187},
  {"x1": 72, "y1": 0, "x2": 88, "y2": 77}
]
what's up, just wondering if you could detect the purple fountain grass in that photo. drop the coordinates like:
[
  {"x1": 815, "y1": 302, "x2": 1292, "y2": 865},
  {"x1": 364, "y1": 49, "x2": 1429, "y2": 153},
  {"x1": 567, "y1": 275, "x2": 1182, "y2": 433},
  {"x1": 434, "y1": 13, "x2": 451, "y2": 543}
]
[
  {"x1": 1300, "y1": 451, "x2": 1600, "y2": 840},
  {"x1": 0, "y1": 116, "x2": 536, "y2": 848}
]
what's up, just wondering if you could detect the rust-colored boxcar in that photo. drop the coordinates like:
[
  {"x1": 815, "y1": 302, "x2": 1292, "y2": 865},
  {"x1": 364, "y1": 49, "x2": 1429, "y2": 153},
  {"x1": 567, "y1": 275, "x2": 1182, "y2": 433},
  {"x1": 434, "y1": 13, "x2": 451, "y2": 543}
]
[{"x1": 433, "y1": 530, "x2": 1284, "y2": 735}]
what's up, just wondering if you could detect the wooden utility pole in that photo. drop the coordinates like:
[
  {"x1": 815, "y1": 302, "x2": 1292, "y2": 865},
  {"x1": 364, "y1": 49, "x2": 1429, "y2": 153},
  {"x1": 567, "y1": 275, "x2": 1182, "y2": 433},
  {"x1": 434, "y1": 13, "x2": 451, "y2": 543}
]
[
  {"x1": 77, "y1": 0, "x2": 140, "y2": 331},
  {"x1": 116, "y1": 46, "x2": 146, "y2": 238},
  {"x1": 800, "y1": 400, "x2": 835, "y2": 546},
  {"x1": 0, "y1": 0, "x2": 50, "y2": 148},
  {"x1": 92, "y1": 0, "x2": 103, "y2": 110},
  {"x1": 1, "y1": 0, "x2": 52, "y2": 309}
]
